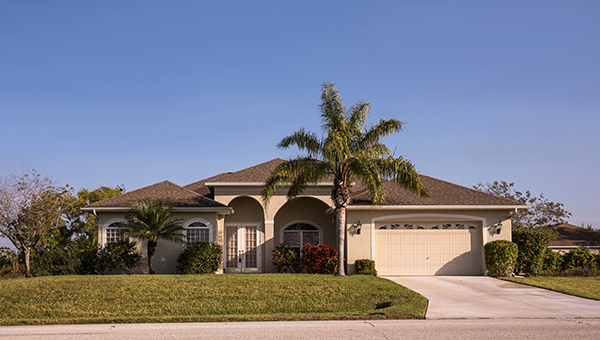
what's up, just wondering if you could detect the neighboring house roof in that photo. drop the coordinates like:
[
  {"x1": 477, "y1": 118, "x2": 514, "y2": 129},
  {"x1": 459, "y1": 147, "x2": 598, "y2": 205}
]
[
  {"x1": 185, "y1": 158, "x2": 526, "y2": 208},
  {"x1": 549, "y1": 223, "x2": 600, "y2": 248},
  {"x1": 84, "y1": 180, "x2": 230, "y2": 209}
]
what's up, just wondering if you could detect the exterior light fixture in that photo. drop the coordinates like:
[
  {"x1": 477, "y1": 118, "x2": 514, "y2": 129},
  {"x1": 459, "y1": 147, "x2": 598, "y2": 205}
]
[
  {"x1": 496, "y1": 220, "x2": 503, "y2": 234},
  {"x1": 357, "y1": 220, "x2": 362, "y2": 235}
]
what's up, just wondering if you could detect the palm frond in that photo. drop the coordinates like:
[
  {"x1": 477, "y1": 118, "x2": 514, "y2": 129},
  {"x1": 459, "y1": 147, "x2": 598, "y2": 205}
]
[
  {"x1": 277, "y1": 128, "x2": 321, "y2": 157},
  {"x1": 376, "y1": 156, "x2": 429, "y2": 198}
]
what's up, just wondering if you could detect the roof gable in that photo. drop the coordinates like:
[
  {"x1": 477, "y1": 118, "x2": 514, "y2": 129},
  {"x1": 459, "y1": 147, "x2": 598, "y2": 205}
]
[{"x1": 85, "y1": 180, "x2": 228, "y2": 208}]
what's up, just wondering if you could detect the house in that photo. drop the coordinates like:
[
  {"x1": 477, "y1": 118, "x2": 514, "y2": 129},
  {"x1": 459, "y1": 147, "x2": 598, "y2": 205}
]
[
  {"x1": 548, "y1": 223, "x2": 600, "y2": 254},
  {"x1": 82, "y1": 158, "x2": 527, "y2": 275}
]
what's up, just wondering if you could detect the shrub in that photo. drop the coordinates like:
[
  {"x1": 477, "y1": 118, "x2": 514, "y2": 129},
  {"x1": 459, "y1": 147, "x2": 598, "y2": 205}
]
[
  {"x1": 33, "y1": 245, "x2": 81, "y2": 276},
  {"x1": 271, "y1": 244, "x2": 303, "y2": 273},
  {"x1": 98, "y1": 240, "x2": 142, "y2": 274},
  {"x1": 355, "y1": 259, "x2": 377, "y2": 276},
  {"x1": 562, "y1": 247, "x2": 596, "y2": 272},
  {"x1": 301, "y1": 244, "x2": 338, "y2": 274},
  {"x1": 0, "y1": 247, "x2": 16, "y2": 268},
  {"x1": 512, "y1": 228, "x2": 551, "y2": 276},
  {"x1": 177, "y1": 242, "x2": 222, "y2": 274},
  {"x1": 542, "y1": 249, "x2": 563, "y2": 273},
  {"x1": 484, "y1": 240, "x2": 518, "y2": 277}
]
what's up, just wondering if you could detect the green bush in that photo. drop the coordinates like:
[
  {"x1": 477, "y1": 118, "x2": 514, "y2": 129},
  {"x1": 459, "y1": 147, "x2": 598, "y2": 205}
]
[
  {"x1": 98, "y1": 240, "x2": 142, "y2": 274},
  {"x1": 33, "y1": 245, "x2": 81, "y2": 276},
  {"x1": 0, "y1": 247, "x2": 16, "y2": 268},
  {"x1": 562, "y1": 247, "x2": 596, "y2": 272},
  {"x1": 177, "y1": 242, "x2": 222, "y2": 274},
  {"x1": 302, "y1": 244, "x2": 338, "y2": 274},
  {"x1": 542, "y1": 249, "x2": 563, "y2": 273},
  {"x1": 484, "y1": 240, "x2": 518, "y2": 277},
  {"x1": 512, "y1": 228, "x2": 551, "y2": 276},
  {"x1": 271, "y1": 244, "x2": 303, "y2": 273},
  {"x1": 355, "y1": 259, "x2": 377, "y2": 276}
]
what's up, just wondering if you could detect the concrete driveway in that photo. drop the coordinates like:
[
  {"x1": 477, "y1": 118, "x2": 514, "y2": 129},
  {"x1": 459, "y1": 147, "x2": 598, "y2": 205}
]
[{"x1": 385, "y1": 276, "x2": 600, "y2": 319}]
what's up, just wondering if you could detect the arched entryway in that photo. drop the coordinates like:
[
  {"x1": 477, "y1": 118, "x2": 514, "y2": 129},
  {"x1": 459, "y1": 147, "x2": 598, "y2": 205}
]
[{"x1": 274, "y1": 197, "x2": 335, "y2": 252}]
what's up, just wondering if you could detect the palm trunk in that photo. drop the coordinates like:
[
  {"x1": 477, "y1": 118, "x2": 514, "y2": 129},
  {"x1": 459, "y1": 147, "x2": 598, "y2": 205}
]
[
  {"x1": 335, "y1": 206, "x2": 346, "y2": 276},
  {"x1": 147, "y1": 240, "x2": 157, "y2": 274}
]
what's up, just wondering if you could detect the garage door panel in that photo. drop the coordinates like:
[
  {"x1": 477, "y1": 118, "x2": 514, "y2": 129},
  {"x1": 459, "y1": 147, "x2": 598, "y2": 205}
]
[{"x1": 375, "y1": 224, "x2": 483, "y2": 276}]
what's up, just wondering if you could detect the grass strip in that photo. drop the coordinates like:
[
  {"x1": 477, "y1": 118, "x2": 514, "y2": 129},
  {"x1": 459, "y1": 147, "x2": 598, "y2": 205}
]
[
  {"x1": 502, "y1": 276, "x2": 600, "y2": 300},
  {"x1": 0, "y1": 274, "x2": 426, "y2": 325}
]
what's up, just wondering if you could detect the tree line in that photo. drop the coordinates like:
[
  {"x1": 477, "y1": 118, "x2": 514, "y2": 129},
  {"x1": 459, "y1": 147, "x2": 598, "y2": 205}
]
[{"x1": 0, "y1": 165, "x2": 123, "y2": 277}]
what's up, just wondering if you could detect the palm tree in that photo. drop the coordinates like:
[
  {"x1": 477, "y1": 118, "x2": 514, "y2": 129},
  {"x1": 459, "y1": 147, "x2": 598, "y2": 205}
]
[
  {"x1": 123, "y1": 199, "x2": 184, "y2": 274},
  {"x1": 261, "y1": 82, "x2": 429, "y2": 276}
]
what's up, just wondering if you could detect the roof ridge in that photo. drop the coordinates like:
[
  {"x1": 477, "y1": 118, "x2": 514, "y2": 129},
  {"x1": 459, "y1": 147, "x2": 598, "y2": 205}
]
[{"x1": 418, "y1": 174, "x2": 523, "y2": 205}]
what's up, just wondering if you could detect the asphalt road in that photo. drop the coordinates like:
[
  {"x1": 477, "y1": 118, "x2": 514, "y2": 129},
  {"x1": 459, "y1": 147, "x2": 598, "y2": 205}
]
[{"x1": 2, "y1": 319, "x2": 600, "y2": 340}]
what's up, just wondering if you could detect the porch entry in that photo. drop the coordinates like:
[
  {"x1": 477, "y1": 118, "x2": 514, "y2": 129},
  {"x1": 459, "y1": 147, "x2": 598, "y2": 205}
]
[{"x1": 224, "y1": 223, "x2": 261, "y2": 273}]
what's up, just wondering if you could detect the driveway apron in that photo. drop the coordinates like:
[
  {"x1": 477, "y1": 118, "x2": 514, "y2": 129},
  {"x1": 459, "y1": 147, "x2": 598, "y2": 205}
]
[{"x1": 385, "y1": 276, "x2": 600, "y2": 319}]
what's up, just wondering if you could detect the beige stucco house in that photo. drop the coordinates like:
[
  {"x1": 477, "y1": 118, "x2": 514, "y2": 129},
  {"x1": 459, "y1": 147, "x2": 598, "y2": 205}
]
[{"x1": 83, "y1": 159, "x2": 527, "y2": 275}]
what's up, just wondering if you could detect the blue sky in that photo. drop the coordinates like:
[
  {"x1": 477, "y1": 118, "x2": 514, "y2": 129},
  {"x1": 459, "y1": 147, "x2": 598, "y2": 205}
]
[{"x1": 1, "y1": 1, "x2": 599, "y2": 249}]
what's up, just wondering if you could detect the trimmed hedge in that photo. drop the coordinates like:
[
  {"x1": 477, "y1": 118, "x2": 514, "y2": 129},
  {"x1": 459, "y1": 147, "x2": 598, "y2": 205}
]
[
  {"x1": 177, "y1": 242, "x2": 222, "y2": 274},
  {"x1": 484, "y1": 240, "x2": 518, "y2": 277},
  {"x1": 512, "y1": 228, "x2": 551, "y2": 276},
  {"x1": 355, "y1": 259, "x2": 377, "y2": 276}
]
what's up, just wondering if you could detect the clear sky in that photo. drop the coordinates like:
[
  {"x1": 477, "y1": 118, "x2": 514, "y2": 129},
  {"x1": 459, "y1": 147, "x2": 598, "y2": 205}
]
[{"x1": 1, "y1": 1, "x2": 599, "y2": 250}]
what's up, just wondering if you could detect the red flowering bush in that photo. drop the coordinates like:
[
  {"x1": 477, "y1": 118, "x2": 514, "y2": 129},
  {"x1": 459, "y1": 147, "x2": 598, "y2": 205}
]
[
  {"x1": 97, "y1": 240, "x2": 141, "y2": 275},
  {"x1": 301, "y1": 244, "x2": 337, "y2": 274},
  {"x1": 271, "y1": 244, "x2": 303, "y2": 273}
]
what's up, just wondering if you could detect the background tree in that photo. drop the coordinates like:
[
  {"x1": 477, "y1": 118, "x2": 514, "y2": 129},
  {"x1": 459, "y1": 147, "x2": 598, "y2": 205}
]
[
  {"x1": 473, "y1": 181, "x2": 571, "y2": 230},
  {"x1": 0, "y1": 166, "x2": 69, "y2": 277},
  {"x1": 261, "y1": 82, "x2": 428, "y2": 276},
  {"x1": 33, "y1": 186, "x2": 124, "y2": 276},
  {"x1": 123, "y1": 199, "x2": 184, "y2": 274}
]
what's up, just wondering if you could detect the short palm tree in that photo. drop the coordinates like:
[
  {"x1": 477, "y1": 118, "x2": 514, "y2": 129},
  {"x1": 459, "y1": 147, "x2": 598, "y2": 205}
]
[
  {"x1": 261, "y1": 82, "x2": 429, "y2": 276},
  {"x1": 123, "y1": 199, "x2": 184, "y2": 274}
]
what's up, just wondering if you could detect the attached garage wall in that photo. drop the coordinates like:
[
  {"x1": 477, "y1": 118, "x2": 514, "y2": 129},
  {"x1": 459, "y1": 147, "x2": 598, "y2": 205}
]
[{"x1": 375, "y1": 221, "x2": 483, "y2": 276}]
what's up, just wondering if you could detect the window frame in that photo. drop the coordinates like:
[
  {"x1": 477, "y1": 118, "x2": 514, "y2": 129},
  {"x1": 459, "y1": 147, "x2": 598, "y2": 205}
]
[
  {"x1": 280, "y1": 221, "x2": 323, "y2": 255},
  {"x1": 182, "y1": 218, "x2": 213, "y2": 246}
]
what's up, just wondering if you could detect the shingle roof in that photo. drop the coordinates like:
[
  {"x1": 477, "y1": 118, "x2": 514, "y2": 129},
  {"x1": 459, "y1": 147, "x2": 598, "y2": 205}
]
[
  {"x1": 185, "y1": 158, "x2": 525, "y2": 207},
  {"x1": 351, "y1": 175, "x2": 523, "y2": 206},
  {"x1": 184, "y1": 158, "x2": 285, "y2": 195},
  {"x1": 549, "y1": 224, "x2": 600, "y2": 247},
  {"x1": 85, "y1": 180, "x2": 229, "y2": 208}
]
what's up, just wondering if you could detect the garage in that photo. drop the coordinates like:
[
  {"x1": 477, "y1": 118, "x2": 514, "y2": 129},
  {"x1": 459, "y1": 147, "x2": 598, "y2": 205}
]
[{"x1": 375, "y1": 221, "x2": 484, "y2": 276}]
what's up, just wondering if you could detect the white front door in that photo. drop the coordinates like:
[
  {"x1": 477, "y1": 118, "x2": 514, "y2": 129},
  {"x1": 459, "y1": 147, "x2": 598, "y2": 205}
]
[{"x1": 225, "y1": 223, "x2": 261, "y2": 273}]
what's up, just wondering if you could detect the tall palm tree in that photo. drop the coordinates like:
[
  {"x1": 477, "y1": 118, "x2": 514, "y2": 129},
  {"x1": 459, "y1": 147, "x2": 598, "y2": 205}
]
[
  {"x1": 261, "y1": 82, "x2": 429, "y2": 276},
  {"x1": 123, "y1": 199, "x2": 184, "y2": 274}
]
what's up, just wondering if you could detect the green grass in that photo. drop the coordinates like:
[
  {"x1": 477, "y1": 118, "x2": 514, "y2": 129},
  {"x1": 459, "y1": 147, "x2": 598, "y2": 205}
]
[
  {"x1": 0, "y1": 274, "x2": 427, "y2": 325},
  {"x1": 502, "y1": 276, "x2": 600, "y2": 300}
]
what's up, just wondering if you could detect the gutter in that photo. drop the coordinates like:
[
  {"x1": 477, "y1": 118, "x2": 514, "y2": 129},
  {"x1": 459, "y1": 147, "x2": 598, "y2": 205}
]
[
  {"x1": 347, "y1": 205, "x2": 530, "y2": 211},
  {"x1": 82, "y1": 207, "x2": 234, "y2": 214}
]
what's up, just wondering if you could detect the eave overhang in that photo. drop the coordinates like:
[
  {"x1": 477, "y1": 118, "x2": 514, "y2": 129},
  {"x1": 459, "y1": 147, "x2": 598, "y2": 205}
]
[
  {"x1": 347, "y1": 205, "x2": 530, "y2": 211},
  {"x1": 81, "y1": 207, "x2": 234, "y2": 214}
]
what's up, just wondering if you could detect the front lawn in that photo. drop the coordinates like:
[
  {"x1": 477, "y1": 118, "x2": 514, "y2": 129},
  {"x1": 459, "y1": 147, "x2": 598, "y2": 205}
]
[
  {"x1": 0, "y1": 274, "x2": 427, "y2": 325},
  {"x1": 502, "y1": 276, "x2": 600, "y2": 300}
]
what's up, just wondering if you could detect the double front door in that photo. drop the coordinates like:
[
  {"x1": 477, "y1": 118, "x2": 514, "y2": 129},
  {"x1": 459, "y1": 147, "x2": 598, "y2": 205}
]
[{"x1": 225, "y1": 223, "x2": 261, "y2": 273}]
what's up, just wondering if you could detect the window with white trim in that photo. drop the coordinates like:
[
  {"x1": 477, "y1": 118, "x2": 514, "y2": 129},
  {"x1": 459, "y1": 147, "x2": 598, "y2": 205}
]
[
  {"x1": 106, "y1": 222, "x2": 128, "y2": 243},
  {"x1": 283, "y1": 223, "x2": 320, "y2": 255},
  {"x1": 184, "y1": 221, "x2": 210, "y2": 246}
]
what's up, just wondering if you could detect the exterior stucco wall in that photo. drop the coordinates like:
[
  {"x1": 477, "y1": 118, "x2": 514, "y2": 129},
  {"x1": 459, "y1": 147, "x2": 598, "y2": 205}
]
[{"x1": 97, "y1": 211, "x2": 222, "y2": 274}]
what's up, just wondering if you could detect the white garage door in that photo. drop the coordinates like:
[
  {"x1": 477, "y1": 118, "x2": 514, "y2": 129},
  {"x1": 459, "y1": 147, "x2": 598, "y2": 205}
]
[{"x1": 375, "y1": 222, "x2": 483, "y2": 276}]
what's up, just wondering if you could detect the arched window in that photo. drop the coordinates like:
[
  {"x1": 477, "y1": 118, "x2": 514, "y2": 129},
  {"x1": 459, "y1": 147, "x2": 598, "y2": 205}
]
[
  {"x1": 106, "y1": 222, "x2": 127, "y2": 244},
  {"x1": 283, "y1": 223, "x2": 320, "y2": 255},
  {"x1": 184, "y1": 221, "x2": 210, "y2": 246}
]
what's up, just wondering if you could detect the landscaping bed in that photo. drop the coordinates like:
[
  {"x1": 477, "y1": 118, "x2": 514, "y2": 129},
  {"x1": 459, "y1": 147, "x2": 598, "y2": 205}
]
[
  {"x1": 502, "y1": 276, "x2": 600, "y2": 300},
  {"x1": 0, "y1": 274, "x2": 427, "y2": 325}
]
